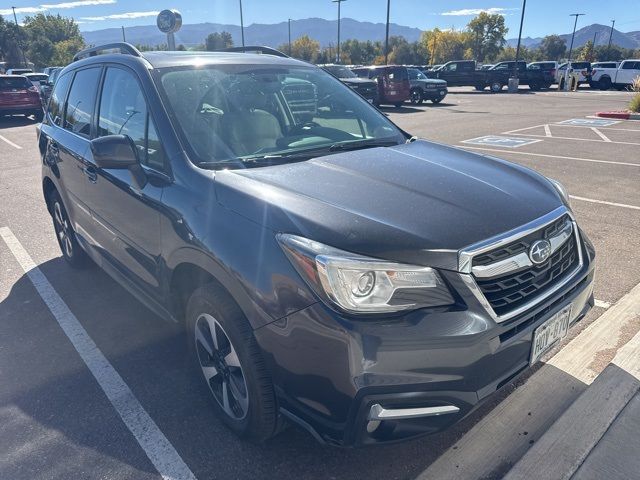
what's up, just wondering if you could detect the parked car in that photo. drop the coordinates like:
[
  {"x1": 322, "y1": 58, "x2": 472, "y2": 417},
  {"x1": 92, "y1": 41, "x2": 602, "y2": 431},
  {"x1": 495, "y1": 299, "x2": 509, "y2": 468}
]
[
  {"x1": 23, "y1": 73, "x2": 49, "y2": 90},
  {"x1": 486, "y1": 61, "x2": 554, "y2": 92},
  {"x1": 0, "y1": 75, "x2": 44, "y2": 120},
  {"x1": 433, "y1": 60, "x2": 484, "y2": 89},
  {"x1": 351, "y1": 65, "x2": 410, "y2": 107},
  {"x1": 6, "y1": 68, "x2": 33, "y2": 75},
  {"x1": 40, "y1": 67, "x2": 63, "y2": 103},
  {"x1": 406, "y1": 67, "x2": 448, "y2": 104},
  {"x1": 39, "y1": 42, "x2": 595, "y2": 447},
  {"x1": 590, "y1": 60, "x2": 640, "y2": 90},
  {"x1": 479, "y1": 64, "x2": 495, "y2": 70},
  {"x1": 555, "y1": 62, "x2": 591, "y2": 87},
  {"x1": 527, "y1": 61, "x2": 558, "y2": 82},
  {"x1": 321, "y1": 64, "x2": 379, "y2": 105}
]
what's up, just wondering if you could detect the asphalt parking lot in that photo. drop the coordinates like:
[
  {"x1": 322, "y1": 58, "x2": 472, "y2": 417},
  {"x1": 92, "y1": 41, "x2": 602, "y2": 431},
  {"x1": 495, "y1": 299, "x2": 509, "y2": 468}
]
[{"x1": 1, "y1": 87, "x2": 639, "y2": 480}]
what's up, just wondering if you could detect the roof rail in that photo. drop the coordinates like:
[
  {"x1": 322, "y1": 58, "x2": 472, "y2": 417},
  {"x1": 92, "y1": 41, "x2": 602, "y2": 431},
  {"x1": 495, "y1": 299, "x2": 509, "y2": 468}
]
[
  {"x1": 219, "y1": 46, "x2": 290, "y2": 58},
  {"x1": 73, "y1": 42, "x2": 142, "y2": 62}
]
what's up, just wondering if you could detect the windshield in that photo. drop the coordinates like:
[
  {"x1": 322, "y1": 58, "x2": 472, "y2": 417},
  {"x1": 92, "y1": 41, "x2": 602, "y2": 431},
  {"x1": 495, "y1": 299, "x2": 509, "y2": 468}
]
[
  {"x1": 324, "y1": 65, "x2": 357, "y2": 78},
  {"x1": 157, "y1": 64, "x2": 405, "y2": 169}
]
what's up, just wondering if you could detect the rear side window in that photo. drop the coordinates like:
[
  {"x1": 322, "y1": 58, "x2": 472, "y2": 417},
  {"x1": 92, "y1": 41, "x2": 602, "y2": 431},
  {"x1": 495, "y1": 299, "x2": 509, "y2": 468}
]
[
  {"x1": 64, "y1": 67, "x2": 102, "y2": 138},
  {"x1": 461, "y1": 62, "x2": 474, "y2": 71},
  {"x1": 388, "y1": 67, "x2": 408, "y2": 80},
  {"x1": 0, "y1": 77, "x2": 30, "y2": 90},
  {"x1": 48, "y1": 72, "x2": 72, "y2": 127},
  {"x1": 98, "y1": 67, "x2": 166, "y2": 171},
  {"x1": 622, "y1": 61, "x2": 640, "y2": 70}
]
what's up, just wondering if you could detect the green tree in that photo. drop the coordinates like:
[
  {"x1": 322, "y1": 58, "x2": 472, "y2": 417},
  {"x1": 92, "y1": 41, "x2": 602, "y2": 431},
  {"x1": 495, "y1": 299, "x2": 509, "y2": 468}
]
[
  {"x1": 467, "y1": 12, "x2": 508, "y2": 62},
  {"x1": 538, "y1": 35, "x2": 566, "y2": 61},
  {"x1": 421, "y1": 28, "x2": 468, "y2": 64},
  {"x1": 204, "y1": 31, "x2": 233, "y2": 51},
  {"x1": 0, "y1": 15, "x2": 28, "y2": 68},
  {"x1": 21, "y1": 13, "x2": 84, "y2": 67},
  {"x1": 286, "y1": 35, "x2": 320, "y2": 62},
  {"x1": 51, "y1": 37, "x2": 85, "y2": 66},
  {"x1": 577, "y1": 40, "x2": 596, "y2": 62}
]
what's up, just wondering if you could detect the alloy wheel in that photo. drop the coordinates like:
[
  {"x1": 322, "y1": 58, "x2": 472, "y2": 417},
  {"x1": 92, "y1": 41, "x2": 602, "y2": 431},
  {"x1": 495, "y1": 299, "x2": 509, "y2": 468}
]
[
  {"x1": 195, "y1": 313, "x2": 249, "y2": 420},
  {"x1": 53, "y1": 201, "x2": 73, "y2": 258}
]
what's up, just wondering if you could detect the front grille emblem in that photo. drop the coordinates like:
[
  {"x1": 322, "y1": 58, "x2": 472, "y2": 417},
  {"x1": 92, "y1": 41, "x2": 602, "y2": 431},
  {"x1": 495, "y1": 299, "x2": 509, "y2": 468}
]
[{"x1": 529, "y1": 239, "x2": 552, "y2": 264}]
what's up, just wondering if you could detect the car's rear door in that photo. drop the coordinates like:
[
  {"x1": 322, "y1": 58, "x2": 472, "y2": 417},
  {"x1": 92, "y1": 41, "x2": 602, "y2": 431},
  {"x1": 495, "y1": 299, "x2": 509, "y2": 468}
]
[
  {"x1": 617, "y1": 61, "x2": 640, "y2": 85},
  {"x1": 83, "y1": 65, "x2": 168, "y2": 300}
]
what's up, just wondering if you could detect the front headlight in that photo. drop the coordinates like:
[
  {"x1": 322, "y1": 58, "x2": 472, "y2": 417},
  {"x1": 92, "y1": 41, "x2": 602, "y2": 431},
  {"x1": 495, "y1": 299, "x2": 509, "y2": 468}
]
[
  {"x1": 278, "y1": 234, "x2": 454, "y2": 314},
  {"x1": 548, "y1": 178, "x2": 572, "y2": 209}
]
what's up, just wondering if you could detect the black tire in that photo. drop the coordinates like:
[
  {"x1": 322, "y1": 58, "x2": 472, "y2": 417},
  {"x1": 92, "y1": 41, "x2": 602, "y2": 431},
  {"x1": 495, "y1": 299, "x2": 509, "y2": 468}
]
[
  {"x1": 529, "y1": 82, "x2": 541, "y2": 91},
  {"x1": 431, "y1": 97, "x2": 443, "y2": 104},
  {"x1": 474, "y1": 84, "x2": 485, "y2": 91},
  {"x1": 49, "y1": 190, "x2": 92, "y2": 268},
  {"x1": 599, "y1": 76, "x2": 612, "y2": 91},
  {"x1": 489, "y1": 81, "x2": 503, "y2": 93},
  {"x1": 409, "y1": 88, "x2": 423, "y2": 105},
  {"x1": 394, "y1": 102, "x2": 403, "y2": 108},
  {"x1": 186, "y1": 283, "x2": 278, "y2": 442}
]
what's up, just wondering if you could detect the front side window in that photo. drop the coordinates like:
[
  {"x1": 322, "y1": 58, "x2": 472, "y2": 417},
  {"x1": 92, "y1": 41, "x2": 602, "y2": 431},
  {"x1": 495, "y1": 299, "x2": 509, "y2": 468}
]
[
  {"x1": 64, "y1": 67, "x2": 101, "y2": 138},
  {"x1": 446, "y1": 63, "x2": 457, "y2": 72},
  {"x1": 98, "y1": 67, "x2": 166, "y2": 171},
  {"x1": 156, "y1": 64, "x2": 404, "y2": 169},
  {"x1": 48, "y1": 72, "x2": 72, "y2": 127}
]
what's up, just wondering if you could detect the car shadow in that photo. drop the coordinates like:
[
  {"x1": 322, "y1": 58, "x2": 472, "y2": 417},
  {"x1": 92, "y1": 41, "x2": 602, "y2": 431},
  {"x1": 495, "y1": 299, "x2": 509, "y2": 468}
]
[
  {"x1": 0, "y1": 115, "x2": 39, "y2": 129},
  {"x1": 0, "y1": 256, "x2": 544, "y2": 479}
]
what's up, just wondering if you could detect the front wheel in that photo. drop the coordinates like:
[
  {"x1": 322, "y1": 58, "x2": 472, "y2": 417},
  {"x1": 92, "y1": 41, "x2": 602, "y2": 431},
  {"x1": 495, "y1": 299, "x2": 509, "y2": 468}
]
[
  {"x1": 599, "y1": 76, "x2": 612, "y2": 91},
  {"x1": 410, "y1": 89, "x2": 423, "y2": 104},
  {"x1": 431, "y1": 97, "x2": 443, "y2": 104},
  {"x1": 490, "y1": 81, "x2": 503, "y2": 93},
  {"x1": 187, "y1": 283, "x2": 279, "y2": 442}
]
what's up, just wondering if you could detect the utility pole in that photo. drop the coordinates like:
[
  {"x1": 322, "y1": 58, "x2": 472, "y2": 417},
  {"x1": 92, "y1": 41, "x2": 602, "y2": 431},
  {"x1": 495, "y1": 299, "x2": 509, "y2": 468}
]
[
  {"x1": 288, "y1": 19, "x2": 292, "y2": 55},
  {"x1": 384, "y1": 0, "x2": 391, "y2": 65},
  {"x1": 567, "y1": 13, "x2": 585, "y2": 64},
  {"x1": 11, "y1": 7, "x2": 28, "y2": 68},
  {"x1": 121, "y1": 26, "x2": 126, "y2": 42},
  {"x1": 512, "y1": 0, "x2": 527, "y2": 86},
  {"x1": 607, "y1": 19, "x2": 615, "y2": 60},
  {"x1": 332, "y1": 0, "x2": 346, "y2": 63},
  {"x1": 238, "y1": 0, "x2": 245, "y2": 47}
]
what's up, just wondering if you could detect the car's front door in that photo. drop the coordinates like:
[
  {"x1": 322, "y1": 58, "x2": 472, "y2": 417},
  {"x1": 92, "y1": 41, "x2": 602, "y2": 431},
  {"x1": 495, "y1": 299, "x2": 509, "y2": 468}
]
[{"x1": 83, "y1": 66, "x2": 169, "y2": 300}]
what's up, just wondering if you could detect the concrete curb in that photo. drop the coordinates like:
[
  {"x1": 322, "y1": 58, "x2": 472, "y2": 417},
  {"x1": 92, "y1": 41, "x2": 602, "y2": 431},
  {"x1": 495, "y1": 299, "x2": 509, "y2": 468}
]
[
  {"x1": 596, "y1": 111, "x2": 640, "y2": 120},
  {"x1": 504, "y1": 330, "x2": 640, "y2": 480}
]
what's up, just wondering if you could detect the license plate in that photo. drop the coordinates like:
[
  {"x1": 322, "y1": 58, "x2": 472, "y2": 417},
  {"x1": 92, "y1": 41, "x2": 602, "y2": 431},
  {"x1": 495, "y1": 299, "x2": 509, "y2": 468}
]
[{"x1": 530, "y1": 305, "x2": 572, "y2": 364}]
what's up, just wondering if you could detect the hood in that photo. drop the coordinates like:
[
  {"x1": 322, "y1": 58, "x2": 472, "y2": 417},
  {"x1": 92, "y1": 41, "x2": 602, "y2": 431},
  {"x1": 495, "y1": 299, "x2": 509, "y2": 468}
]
[
  {"x1": 339, "y1": 77, "x2": 376, "y2": 86},
  {"x1": 215, "y1": 140, "x2": 563, "y2": 269}
]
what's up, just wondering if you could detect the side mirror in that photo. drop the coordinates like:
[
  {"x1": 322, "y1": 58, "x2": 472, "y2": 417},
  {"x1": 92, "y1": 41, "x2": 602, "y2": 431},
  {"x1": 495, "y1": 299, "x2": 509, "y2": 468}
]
[
  {"x1": 90, "y1": 135, "x2": 147, "y2": 189},
  {"x1": 90, "y1": 134, "x2": 139, "y2": 169}
]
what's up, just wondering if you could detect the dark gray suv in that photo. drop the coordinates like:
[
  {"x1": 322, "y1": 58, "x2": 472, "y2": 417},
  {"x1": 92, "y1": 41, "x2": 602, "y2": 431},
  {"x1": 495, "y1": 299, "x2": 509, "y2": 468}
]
[{"x1": 38, "y1": 43, "x2": 595, "y2": 447}]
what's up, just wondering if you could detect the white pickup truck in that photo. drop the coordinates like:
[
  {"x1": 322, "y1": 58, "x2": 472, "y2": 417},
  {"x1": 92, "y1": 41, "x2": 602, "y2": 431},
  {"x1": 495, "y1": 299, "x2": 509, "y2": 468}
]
[{"x1": 590, "y1": 59, "x2": 640, "y2": 90}]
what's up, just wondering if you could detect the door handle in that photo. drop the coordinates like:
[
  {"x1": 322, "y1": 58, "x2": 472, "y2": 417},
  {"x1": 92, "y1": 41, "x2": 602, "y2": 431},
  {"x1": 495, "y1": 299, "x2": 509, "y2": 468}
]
[{"x1": 84, "y1": 165, "x2": 98, "y2": 183}]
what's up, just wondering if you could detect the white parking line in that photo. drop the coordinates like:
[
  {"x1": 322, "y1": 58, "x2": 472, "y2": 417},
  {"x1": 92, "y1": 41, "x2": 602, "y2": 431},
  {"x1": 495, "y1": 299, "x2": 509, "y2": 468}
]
[
  {"x1": 569, "y1": 195, "x2": 640, "y2": 211},
  {"x1": 0, "y1": 134, "x2": 22, "y2": 149},
  {"x1": 458, "y1": 146, "x2": 640, "y2": 168},
  {"x1": 0, "y1": 227, "x2": 197, "y2": 480},
  {"x1": 544, "y1": 124, "x2": 552, "y2": 137},
  {"x1": 591, "y1": 128, "x2": 612, "y2": 142}
]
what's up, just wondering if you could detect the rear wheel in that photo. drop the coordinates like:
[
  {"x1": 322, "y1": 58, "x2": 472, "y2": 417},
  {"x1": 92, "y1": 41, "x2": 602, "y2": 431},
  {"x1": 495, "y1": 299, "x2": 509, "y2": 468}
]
[
  {"x1": 49, "y1": 190, "x2": 91, "y2": 268},
  {"x1": 490, "y1": 81, "x2": 503, "y2": 93},
  {"x1": 186, "y1": 283, "x2": 279, "y2": 442},
  {"x1": 599, "y1": 76, "x2": 612, "y2": 91},
  {"x1": 409, "y1": 88, "x2": 423, "y2": 104}
]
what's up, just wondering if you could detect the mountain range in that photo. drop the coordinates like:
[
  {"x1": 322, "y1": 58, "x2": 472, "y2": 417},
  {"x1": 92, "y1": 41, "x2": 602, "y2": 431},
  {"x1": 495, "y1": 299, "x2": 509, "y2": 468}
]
[
  {"x1": 505, "y1": 23, "x2": 640, "y2": 50},
  {"x1": 81, "y1": 18, "x2": 639, "y2": 51}
]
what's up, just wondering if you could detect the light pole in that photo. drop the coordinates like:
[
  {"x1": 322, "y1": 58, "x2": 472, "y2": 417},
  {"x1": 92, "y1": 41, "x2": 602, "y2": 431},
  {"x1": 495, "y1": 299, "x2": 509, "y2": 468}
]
[
  {"x1": 607, "y1": 19, "x2": 615, "y2": 59},
  {"x1": 512, "y1": 0, "x2": 527, "y2": 89},
  {"x1": 384, "y1": 0, "x2": 391, "y2": 65},
  {"x1": 288, "y1": 18, "x2": 292, "y2": 55},
  {"x1": 332, "y1": 0, "x2": 346, "y2": 63},
  {"x1": 567, "y1": 13, "x2": 585, "y2": 64},
  {"x1": 238, "y1": 0, "x2": 245, "y2": 47},
  {"x1": 11, "y1": 7, "x2": 28, "y2": 68}
]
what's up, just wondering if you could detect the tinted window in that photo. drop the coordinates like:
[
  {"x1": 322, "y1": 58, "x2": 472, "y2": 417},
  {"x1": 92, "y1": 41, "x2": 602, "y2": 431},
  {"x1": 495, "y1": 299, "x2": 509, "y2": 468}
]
[
  {"x1": 461, "y1": 62, "x2": 474, "y2": 71},
  {"x1": 622, "y1": 61, "x2": 640, "y2": 70},
  {"x1": 48, "y1": 72, "x2": 72, "y2": 127},
  {"x1": 98, "y1": 67, "x2": 166, "y2": 171},
  {"x1": 0, "y1": 77, "x2": 31, "y2": 89},
  {"x1": 387, "y1": 67, "x2": 408, "y2": 80},
  {"x1": 493, "y1": 63, "x2": 509, "y2": 70},
  {"x1": 445, "y1": 63, "x2": 457, "y2": 72},
  {"x1": 64, "y1": 67, "x2": 101, "y2": 138}
]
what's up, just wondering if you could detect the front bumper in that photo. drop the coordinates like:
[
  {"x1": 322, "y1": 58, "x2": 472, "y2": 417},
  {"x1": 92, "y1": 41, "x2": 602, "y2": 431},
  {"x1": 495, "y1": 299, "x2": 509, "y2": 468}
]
[
  {"x1": 423, "y1": 87, "x2": 448, "y2": 100},
  {"x1": 255, "y1": 234, "x2": 595, "y2": 446}
]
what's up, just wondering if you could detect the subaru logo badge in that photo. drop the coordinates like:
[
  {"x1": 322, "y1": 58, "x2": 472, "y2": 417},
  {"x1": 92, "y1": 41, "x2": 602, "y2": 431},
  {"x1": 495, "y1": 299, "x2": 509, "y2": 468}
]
[{"x1": 529, "y1": 239, "x2": 552, "y2": 265}]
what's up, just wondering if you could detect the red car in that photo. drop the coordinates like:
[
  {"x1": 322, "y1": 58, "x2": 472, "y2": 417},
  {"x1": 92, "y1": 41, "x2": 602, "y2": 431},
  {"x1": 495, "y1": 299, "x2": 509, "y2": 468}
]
[
  {"x1": 0, "y1": 75, "x2": 44, "y2": 121},
  {"x1": 351, "y1": 65, "x2": 411, "y2": 107}
]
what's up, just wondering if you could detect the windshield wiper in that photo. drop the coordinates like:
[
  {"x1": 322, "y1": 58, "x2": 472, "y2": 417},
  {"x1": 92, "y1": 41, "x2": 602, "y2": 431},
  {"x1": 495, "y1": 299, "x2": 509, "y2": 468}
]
[{"x1": 328, "y1": 139, "x2": 401, "y2": 152}]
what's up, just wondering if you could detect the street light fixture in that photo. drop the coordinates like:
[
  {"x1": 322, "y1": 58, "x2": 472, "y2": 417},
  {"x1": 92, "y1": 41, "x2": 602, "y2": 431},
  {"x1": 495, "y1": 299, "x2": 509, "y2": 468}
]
[
  {"x1": 332, "y1": 0, "x2": 347, "y2": 63},
  {"x1": 607, "y1": 19, "x2": 615, "y2": 59},
  {"x1": 567, "y1": 13, "x2": 585, "y2": 64},
  {"x1": 512, "y1": 0, "x2": 527, "y2": 86},
  {"x1": 238, "y1": 0, "x2": 245, "y2": 47}
]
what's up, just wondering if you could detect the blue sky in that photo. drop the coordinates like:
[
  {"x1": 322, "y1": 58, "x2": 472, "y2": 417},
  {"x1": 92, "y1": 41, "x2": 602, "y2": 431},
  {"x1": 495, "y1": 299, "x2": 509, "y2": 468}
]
[{"x1": 2, "y1": 0, "x2": 639, "y2": 37}]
